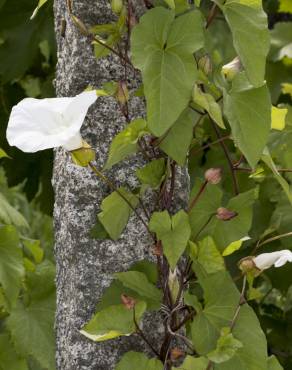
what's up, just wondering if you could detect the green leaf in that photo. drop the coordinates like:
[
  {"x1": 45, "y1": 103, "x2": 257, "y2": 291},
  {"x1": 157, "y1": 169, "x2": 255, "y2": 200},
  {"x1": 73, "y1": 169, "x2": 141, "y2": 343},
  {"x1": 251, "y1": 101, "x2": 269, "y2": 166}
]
[
  {"x1": 188, "y1": 180, "x2": 222, "y2": 239},
  {"x1": 223, "y1": 0, "x2": 269, "y2": 87},
  {"x1": 0, "y1": 225, "x2": 24, "y2": 309},
  {"x1": 177, "y1": 356, "x2": 208, "y2": 370},
  {"x1": 131, "y1": 8, "x2": 203, "y2": 136},
  {"x1": 279, "y1": 0, "x2": 292, "y2": 13},
  {"x1": 281, "y1": 82, "x2": 292, "y2": 98},
  {"x1": 267, "y1": 355, "x2": 283, "y2": 370},
  {"x1": 184, "y1": 291, "x2": 202, "y2": 312},
  {"x1": 193, "y1": 85, "x2": 225, "y2": 129},
  {"x1": 271, "y1": 106, "x2": 287, "y2": 131},
  {"x1": 0, "y1": 148, "x2": 9, "y2": 159},
  {"x1": 191, "y1": 237, "x2": 225, "y2": 274},
  {"x1": 164, "y1": 0, "x2": 175, "y2": 8},
  {"x1": 159, "y1": 108, "x2": 198, "y2": 165},
  {"x1": 0, "y1": 193, "x2": 29, "y2": 229},
  {"x1": 0, "y1": 333, "x2": 28, "y2": 370},
  {"x1": 130, "y1": 260, "x2": 158, "y2": 285},
  {"x1": 114, "y1": 271, "x2": 162, "y2": 303},
  {"x1": 191, "y1": 271, "x2": 268, "y2": 370},
  {"x1": 19, "y1": 75, "x2": 41, "y2": 97},
  {"x1": 95, "y1": 261, "x2": 159, "y2": 312},
  {"x1": 262, "y1": 149, "x2": 292, "y2": 206},
  {"x1": 224, "y1": 73, "x2": 271, "y2": 168},
  {"x1": 30, "y1": 0, "x2": 49, "y2": 19},
  {"x1": 149, "y1": 210, "x2": 191, "y2": 269},
  {"x1": 136, "y1": 158, "x2": 166, "y2": 188},
  {"x1": 0, "y1": 0, "x2": 55, "y2": 82},
  {"x1": 26, "y1": 261, "x2": 55, "y2": 302},
  {"x1": 116, "y1": 351, "x2": 163, "y2": 370},
  {"x1": 207, "y1": 327, "x2": 243, "y2": 364},
  {"x1": 212, "y1": 189, "x2": 257, "y2": 251},
  {"x1": 90, "y1": 218, "x2": 109, "y2": 240},
  {"x1": 22, "y1": 239, "x2": 44, "y2": 264},
  {"x1": 104, "y1": 119, "x2": 148, "y2": 169},
  {"x1": 270, "y1": 23, "x2": 292, "y2": 62},
  {"x1": 222, "y1": 236, "x2": 250, "y2": 257},
  {"x1": 98, "y1": 187, "x2": 139, "y2": 240},
  {"x1": 80, "y1": 301, "x2": 146, "y2": 342},
  {"x1": 7, "y1": 262, "x2": 56, "y2": 370}
]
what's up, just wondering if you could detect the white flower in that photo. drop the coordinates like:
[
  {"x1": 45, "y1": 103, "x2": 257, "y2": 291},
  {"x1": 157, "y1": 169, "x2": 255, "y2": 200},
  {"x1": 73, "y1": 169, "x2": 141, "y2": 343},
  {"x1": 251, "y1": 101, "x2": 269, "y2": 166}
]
[
  {"x1": 253, "y1": 250, "x2": 292, "y2": 270},
  {"x1": 221, "y1": 56, "x2": 242, "y2": 81},
  {"x1": 6, "y1": 91, "x2": 97, "y2": 153}
]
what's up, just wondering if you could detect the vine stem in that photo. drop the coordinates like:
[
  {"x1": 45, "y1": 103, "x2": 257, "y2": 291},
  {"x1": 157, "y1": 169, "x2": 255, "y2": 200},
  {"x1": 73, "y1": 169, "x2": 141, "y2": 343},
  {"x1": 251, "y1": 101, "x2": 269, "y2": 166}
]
[
  {"x1": 133, "y1": 307, "x2": 161, "y2": 358},
  {"x1": 187, "y1": 180, "x2": 208, "y2": 213},
  {"x1": 206, "y1": 275, "x2": 247, "y2": 370},
  {"x1": 194, "y1": 213, "x2": 216, "y2": 241},
  {"x1": 66, "y1": 0, "x2": 135, "y2": 69},
  {"x1": 234, "y1": 167, "x2": 292, "y2": 173},
  {"x1": 191, "y1": 135, "x2": 231, "y2": 156},
  {"x1": 206, "y1": 3, "x2": 219, "y2": 29},
  {"x1": 230, "y1": 274, "x2": 247, "y2": 330},
  {"x1": 210, "y1": 118, "x2": 239, "y2": 195},
  {"x1": 251, "y1": 231, "x2": 292, "y2": 254},
  {"x1": 88, "y1": 162, "x2": 155, "y2": 241}
]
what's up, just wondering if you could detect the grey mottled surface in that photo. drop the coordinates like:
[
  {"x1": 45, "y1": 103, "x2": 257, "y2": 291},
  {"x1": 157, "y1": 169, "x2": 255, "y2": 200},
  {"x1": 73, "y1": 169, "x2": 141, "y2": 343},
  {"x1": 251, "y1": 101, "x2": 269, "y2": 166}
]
[{"x1": 53, "y1": 1, "x2": 189, "y2": 369}]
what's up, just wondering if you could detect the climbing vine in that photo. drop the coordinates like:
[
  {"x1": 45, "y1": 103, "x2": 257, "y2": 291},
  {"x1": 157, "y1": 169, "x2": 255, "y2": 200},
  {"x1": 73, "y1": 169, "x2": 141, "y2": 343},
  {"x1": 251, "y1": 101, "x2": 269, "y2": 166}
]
[{"x1": 4, "y1": 0, "x2": 292, "y2": 369}]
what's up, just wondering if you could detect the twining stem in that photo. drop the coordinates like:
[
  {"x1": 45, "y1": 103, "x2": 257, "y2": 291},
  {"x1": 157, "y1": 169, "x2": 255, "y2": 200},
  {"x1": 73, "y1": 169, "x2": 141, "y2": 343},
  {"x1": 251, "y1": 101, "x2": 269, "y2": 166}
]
[
  {"x1": 194, "y1": 213, "x2": 216, "y2": 241},
  {"x1": 133, "y1": 307, "x2": 161, "y2": 358},
  {"x1": 191, "y1": 135, "x2": 231, "y2": 156},
  {"x1": 206, "y1": 275, "x2": 247, "y2": 370},
  {"x1": 210, "y1": 118, "x2": 239, "y2": 195},
  {"x1": 252, "y1": 231, "x2": 292, "y2": 254},
  {"x1": 230, "y1": 274, "x2": 247, "y2": 330},
  {"x1": 234, "y1": 167, "x2": 292, "y2": 173},
  {"x1": 66, "y1": 0, "x2": 134, "y2": 69},
  {"x1": 88, "y1": 162, "x2": 155, "y2": 241},
  {"x1": 206, "y1": 3, "x2": 219, "y2": 29},
  {"x1": 187, "y1": 180, "x2": 208, "y2": 213}
]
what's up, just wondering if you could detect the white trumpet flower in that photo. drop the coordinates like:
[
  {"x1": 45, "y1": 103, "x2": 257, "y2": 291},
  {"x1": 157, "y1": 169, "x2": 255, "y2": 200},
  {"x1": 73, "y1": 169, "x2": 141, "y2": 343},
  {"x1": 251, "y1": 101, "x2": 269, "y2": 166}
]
[
  {"x1": 6, "y1": 90, "x2": 97, "y2": 153},
  {"x1": 253, "y1": 250, "x2": 292, "y2": 270}
]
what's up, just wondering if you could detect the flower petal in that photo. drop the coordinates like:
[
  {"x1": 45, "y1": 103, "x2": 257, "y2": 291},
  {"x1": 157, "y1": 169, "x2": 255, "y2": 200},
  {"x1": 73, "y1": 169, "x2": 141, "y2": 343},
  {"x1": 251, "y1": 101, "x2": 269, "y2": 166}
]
[
  {"x1": 63, "y1": 91, "x2": 98, "y2": 133},
  {"x1": 254, "y1": 250, "x2": 292, "y2": 270},
  {"x1": 274, "y1": 250, "x2": 292, "y2": 268},
  {"x1": 6, "y1": 91, "x2": 97, "y2": 152}
]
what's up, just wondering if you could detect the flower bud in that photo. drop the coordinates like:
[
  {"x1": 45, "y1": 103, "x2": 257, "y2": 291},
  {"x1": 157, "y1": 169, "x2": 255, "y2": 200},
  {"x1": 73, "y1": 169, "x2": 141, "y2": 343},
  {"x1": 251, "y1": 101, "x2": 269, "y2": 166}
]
[
  {"x1": 168, "y1": 268, "x2": 180, "y2": 303},
  {"x1": 238, "y1": 257, "x2": 256, "y2": 274},
  {"x1": 198, "y1": 54, "x2": 212, "y2": 75},
  {"x1": 116, "y1": 81, "x2": 129, "y2": 105},
  {"x1": 152, "y1": 241, "x2": 163, "y2": 256},
  {"x1": 204, "y1": 168, "x2": 222, "y2": 184},
  {"x1": 216, "y1": 207, "x2": 238, "y2": 221},
  {"x1": 129, "y1": 13, "x2": 138, "y2": 29},
  {"x1": 170, "y1": 348, "x2": 185, "y2": 361},
  {"x1": 70, "y1": 141, "x2": 96, "y2": 167},
  {"x1": 221, "y1": 56, "x2": 242, "y2": 81},
  {"x1": 111, "y1": 0, "x2": 123, "y2": 15},
  {"x1": 121, "y1": 294, "x2": 136, "y2": 310}
]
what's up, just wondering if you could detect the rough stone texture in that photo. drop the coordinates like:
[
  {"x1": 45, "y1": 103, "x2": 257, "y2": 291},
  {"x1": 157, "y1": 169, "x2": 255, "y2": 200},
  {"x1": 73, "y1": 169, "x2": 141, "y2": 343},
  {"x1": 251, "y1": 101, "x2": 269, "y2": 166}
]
[{"x1": 53, "y1": 1, "x2": 189, "y2": 369}]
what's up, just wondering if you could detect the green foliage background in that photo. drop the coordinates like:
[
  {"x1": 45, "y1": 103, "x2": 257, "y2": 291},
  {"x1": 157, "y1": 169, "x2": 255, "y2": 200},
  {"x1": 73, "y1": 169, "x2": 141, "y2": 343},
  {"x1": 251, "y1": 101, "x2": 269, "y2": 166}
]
[
  {"x1": 1, "y1": 0, "x2": 292, "y2": 369},
  {"x1": 0, "y1": 0, "x2": 56, "y2": 369}
]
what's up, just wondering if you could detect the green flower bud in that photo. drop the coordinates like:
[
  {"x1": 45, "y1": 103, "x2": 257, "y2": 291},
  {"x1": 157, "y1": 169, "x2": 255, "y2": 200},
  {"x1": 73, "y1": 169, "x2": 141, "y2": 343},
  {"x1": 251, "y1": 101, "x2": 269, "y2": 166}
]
[
  {"x1": 198, "y1": 54, "x2": 212, "y2": 75},
  {"x1": 71, "y1": 141, "x2": 95, "y2": 167},
  {"x1": 111, "y1": 0, "x2": 123, "y2": 15}
]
